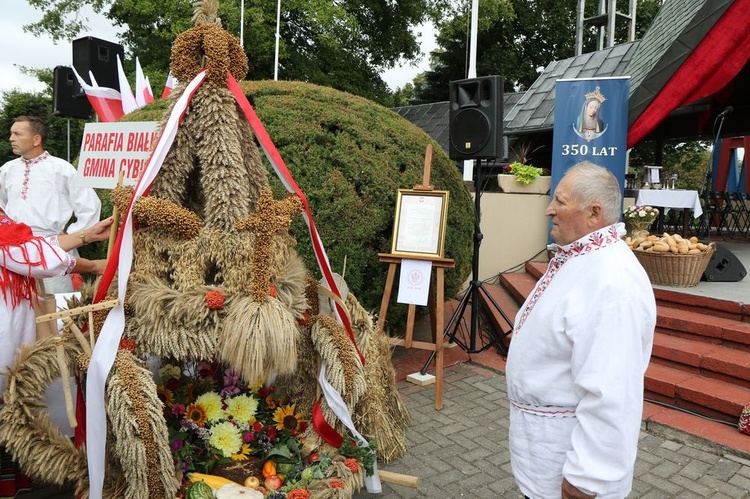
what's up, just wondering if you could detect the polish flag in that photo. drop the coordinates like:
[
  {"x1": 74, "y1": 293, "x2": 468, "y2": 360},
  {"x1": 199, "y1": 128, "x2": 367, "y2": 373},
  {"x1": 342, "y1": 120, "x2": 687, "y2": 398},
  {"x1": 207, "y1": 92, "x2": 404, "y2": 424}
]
[
  {"x1": 70, "y1": 67, "x2": 125, "y2": 122},
  {"x1": 161, "y1": 72, "x2": 177, "y2": 99},
  {"x1": 116, "y1": 55, "x2": 138, "y2": 114},
  {"x1": 134, "y1": 57, "x2": 154, "y2": 107}
]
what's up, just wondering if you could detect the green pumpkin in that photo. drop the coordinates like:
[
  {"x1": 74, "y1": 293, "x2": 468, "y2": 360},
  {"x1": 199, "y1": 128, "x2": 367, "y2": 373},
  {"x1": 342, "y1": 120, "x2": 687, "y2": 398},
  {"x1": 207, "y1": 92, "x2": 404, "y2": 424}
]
[{"x1": 186, "y1": 480, "x2": 214, "y2": 499}]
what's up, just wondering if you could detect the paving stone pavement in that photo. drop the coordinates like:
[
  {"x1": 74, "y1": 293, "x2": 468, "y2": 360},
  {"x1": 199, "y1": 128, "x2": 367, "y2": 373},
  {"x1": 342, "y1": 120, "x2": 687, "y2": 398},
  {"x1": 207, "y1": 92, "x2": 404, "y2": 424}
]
[{"x1": 354, "y1": 362, "x2": 750, "y2": 499}]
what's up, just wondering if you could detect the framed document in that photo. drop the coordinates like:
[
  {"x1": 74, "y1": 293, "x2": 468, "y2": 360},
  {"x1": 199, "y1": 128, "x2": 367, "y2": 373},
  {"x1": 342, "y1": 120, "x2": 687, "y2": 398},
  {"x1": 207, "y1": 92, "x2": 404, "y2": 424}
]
[{"x1": 391, "y1": 189, "x2": 449, "y2": 258}]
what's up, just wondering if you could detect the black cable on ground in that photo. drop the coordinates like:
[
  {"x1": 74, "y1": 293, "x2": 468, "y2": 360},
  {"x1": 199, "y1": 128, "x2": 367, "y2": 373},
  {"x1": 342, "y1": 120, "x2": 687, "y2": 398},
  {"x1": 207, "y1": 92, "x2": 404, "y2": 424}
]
[{"x1": 644, "y1": 397, "x2": 737, "y2": 427}]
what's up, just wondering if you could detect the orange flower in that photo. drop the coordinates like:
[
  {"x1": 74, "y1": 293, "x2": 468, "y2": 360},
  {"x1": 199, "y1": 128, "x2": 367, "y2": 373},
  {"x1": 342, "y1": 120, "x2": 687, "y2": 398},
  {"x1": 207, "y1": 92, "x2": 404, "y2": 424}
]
[
  {"x1": 343, "y1": 458, "x2": 358, "y2": 473},
  {"x1": 329, "y1": 479, "x2": 345, "y2": 489},
  {"x1": 118, "y1": 337, "x2": 136, "y2": 352},
  {"x1": 205, "y1": 290, "x2": 225, "y2": 309},
  {"x1": 286, "y1": 489, "x2": 310, "y2": 499},
  {"x1": 265, "y1": 395, "x2": 277, "y2": 409}
]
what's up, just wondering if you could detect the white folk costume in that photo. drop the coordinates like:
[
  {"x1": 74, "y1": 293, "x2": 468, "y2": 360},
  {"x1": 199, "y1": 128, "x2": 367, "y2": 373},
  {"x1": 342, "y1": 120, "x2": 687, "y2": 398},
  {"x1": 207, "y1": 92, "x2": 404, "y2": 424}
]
[
  {"x1": 0, "y1": 152, "x2": 100, "y2": 293},
  {"x1": 0, "y1": 212, "x2": 74, "y2": 497},
  {"x1": 506, "y1": 223, "x2": 655, "y2": 499}
]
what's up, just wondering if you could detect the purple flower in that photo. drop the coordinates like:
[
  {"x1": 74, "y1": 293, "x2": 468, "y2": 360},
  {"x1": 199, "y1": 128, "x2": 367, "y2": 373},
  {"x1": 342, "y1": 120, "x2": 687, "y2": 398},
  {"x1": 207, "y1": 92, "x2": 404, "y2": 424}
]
[
  {"x1": 221, "y1": 368, "x2": 241, "y2": 396},
  {"x1": 171, "y1": 439, "x2": 184, "y2": 451}
]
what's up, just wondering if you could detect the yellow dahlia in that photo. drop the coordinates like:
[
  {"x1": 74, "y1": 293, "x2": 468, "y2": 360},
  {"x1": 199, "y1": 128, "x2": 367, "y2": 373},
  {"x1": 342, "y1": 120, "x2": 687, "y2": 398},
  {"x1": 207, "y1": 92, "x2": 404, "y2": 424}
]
[
  {"x1": 196, "y1": 392, "x2": 224, "y2": 422},
  {"x1": 209, "y1": 421, "x2": 243, "y2": 458},
  {"x1": 225, "y1": 394, "x2": 259, "y2": 424}
]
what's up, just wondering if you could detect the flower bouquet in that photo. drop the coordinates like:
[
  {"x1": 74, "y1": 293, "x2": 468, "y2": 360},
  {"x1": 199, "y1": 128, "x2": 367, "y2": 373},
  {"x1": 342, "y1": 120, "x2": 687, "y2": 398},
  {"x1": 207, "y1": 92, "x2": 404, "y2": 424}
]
[
  {"x1": 623, "y1": 205, "x2": 659, "y2": 239},
  {"x1": 158, "y1": 360, "x2": 375, "y2": 498}
]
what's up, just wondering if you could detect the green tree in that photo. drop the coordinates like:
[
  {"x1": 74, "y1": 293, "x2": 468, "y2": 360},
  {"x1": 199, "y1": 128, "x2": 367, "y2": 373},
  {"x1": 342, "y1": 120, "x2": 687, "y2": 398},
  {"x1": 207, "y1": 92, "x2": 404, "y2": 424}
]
[
  {"x1": 0, "y1": 83, "x2": 88, "y2": 167},
  {"x1": 414, "y1": 0, "x2": 662, "y2": 103},
  {"x1": 629, "y1": 141, "x2": 712, "y2": 192},
  {"x1": 23, "y1": 0, "x2": 448, "y2": 106}
]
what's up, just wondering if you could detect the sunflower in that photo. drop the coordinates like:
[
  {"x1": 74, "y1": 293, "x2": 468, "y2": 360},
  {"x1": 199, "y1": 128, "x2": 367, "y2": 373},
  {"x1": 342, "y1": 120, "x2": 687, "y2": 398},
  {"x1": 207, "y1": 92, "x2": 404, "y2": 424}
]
[
  {"x1": 184, "y1": 403, "x2": 208, "y2": 426},
  {"x1": 231, "y1": 443, "x2": 252, "y2": 461},
  {"x1": 272, "y1": 403, "x2": 306, "y2": 432},
  {"x1": 157, "y1": 387, "x2": 174, "y2": 406}
]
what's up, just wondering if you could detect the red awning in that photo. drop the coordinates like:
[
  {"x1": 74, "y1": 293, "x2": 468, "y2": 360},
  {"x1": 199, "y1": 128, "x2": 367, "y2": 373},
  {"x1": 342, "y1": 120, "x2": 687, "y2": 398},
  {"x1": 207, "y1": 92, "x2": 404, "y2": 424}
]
[{"x1": 627, "y1": 0, "x2": 750, "y2": 148}]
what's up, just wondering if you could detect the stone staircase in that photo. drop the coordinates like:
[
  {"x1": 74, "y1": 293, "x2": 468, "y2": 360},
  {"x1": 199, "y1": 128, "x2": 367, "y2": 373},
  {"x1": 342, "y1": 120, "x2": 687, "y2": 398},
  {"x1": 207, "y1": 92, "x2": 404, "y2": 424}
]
[{"x1": 493, "y1": 261, "x2": 750, "y2": 427}]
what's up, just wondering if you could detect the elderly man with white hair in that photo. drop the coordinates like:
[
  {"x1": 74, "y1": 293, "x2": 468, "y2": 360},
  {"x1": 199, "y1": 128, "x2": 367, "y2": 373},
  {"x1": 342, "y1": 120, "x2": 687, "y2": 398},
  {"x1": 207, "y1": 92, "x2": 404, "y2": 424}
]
[{"x1": 506, "y1": 161, "x2": 656, "y2": 499}]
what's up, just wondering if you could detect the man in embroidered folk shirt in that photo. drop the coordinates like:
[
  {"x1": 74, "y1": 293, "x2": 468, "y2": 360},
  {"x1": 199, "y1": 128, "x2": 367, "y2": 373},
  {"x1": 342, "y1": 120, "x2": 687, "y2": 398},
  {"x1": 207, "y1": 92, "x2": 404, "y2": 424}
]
[
  {"x1": 506, "y1": 162, "x2": 656, "y2": 499},
  {"x1": 0, "y1": 116, "x2": 101, "y2": 293}
]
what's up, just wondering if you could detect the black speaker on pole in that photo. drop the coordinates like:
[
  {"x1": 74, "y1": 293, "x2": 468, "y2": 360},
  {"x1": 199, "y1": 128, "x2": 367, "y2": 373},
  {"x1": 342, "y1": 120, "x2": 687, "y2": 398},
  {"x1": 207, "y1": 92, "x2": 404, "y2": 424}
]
[
  {"x1": 448, "y1": 75, "x2": 504, "y2": 160},
  {"x1": 702, "y1": 244, "x2": 747, "y2": 282},
  {"x1": 72, "y1": 36, "x2": 124, "y2": 96},
  {"x1": 52, "y1": 66, "x2": 93, "y2": 119}
]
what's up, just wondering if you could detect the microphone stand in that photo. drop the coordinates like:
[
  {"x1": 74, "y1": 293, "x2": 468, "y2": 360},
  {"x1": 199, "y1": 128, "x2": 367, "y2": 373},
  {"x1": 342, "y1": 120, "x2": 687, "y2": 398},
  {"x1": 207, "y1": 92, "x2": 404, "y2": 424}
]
[{"x1": 700, "y1": 107, "x2": 732, "y2": 236}]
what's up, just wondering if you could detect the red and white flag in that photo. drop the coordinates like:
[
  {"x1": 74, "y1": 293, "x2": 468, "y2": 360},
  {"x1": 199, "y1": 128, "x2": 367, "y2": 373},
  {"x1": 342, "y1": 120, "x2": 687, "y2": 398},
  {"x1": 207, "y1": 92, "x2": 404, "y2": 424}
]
[
  {"x1": 116, "y1": 55, "x2": 138, "y2": 115},
  {"x1": 161, "y1": 72, "x2": 177, "y2": 99},
  {"x1": 70, "y1": 66, "x2": 125, "y2": 122},
  {"x1": 134, "y1": 57, "x2": 154, "y2": 107}
]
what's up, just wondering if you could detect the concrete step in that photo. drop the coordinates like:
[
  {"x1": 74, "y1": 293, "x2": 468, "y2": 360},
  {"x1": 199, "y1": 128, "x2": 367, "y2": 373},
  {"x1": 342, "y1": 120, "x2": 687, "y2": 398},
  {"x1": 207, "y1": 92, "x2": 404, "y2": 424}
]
[
  {"x1": 645, "y1": 362, "x2": 750, "y2": 424},
  {"x1": 525, "y1": 260, "x2": 547, "y2": 280},
  {"x1": 498, "y1": 271, "x2": 537, "y2": 305},
  {"x1": 652, "y1": 287, "x2": 750, "y2": 322},
  {"x1": 657, "y1": 305, "x2": 750, "y2": 351},
  {"x1": 651, "y1": 333, "x2": 750, "y2": 389}
]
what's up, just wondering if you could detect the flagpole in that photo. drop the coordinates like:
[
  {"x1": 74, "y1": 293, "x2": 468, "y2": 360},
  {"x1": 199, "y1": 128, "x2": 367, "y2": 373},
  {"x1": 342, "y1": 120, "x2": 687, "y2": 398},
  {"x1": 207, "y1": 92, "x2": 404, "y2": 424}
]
[
  {"x1": 467, "y1": 0, "x2": 478, "y2": 79},
  {"x1": 463, "y1": 0, "x2": 479, "y2": 181},
  {"x1": 240, "y1": 0, "x2": 245, "y2": 48},
  {"x1": 274, "y1": 0, "x2": 281, "y2": 80}
]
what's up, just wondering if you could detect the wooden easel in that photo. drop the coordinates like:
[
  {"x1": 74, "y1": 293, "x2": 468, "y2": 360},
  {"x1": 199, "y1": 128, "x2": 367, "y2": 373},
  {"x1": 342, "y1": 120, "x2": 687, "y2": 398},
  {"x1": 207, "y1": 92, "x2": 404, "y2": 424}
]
[{"x1": 377, "y1": 144, "x2": 455, "y2": 410}]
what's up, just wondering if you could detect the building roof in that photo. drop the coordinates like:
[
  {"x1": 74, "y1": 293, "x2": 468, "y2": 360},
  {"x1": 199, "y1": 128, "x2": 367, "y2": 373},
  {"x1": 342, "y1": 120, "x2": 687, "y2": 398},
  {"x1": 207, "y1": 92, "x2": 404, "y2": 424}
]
[{"x1": 503, "y1": 42, "x2": 638, "y2": 135}]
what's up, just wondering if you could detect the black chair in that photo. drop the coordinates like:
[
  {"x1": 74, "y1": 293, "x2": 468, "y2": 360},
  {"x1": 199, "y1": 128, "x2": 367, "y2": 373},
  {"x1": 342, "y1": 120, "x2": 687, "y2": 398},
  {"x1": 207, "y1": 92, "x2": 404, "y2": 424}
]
[
  {"x1": 698, "y1": 191, "x2": 730, "y2": 239},
  {"x1": 725, "y1": 191, "x2": 750, "y2": 238}
]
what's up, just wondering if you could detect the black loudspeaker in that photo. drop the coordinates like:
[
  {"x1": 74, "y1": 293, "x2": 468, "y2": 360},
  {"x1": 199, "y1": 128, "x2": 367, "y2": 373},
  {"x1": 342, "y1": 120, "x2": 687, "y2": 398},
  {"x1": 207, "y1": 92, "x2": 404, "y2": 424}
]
[
  {"x1": 448, "y1": 75, "x2": 504, "y2": 160},
  {"x1": 52, "y1": 66, "x2": 93, "y2": 119},
  {"x1": 702, "y1": 244, "x2": 747, "y2": 282},
  {"x1": 72, "y1": 36, "x2": 124, "y2": 96}
]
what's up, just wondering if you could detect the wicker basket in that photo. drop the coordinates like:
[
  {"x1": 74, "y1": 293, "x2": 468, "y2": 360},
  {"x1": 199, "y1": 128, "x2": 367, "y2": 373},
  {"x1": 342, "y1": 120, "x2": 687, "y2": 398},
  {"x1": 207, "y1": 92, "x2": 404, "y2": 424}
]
[{"x1": 632, "y1": 243, "x2": 716, "y2": 287}]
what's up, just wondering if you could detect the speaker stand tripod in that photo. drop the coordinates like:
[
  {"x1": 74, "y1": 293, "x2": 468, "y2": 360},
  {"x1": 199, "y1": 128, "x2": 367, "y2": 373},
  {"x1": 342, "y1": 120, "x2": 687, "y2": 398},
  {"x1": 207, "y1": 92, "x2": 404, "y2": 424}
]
[{"x1": 421, "y1": 159, "x2": 513, "y2": 374}]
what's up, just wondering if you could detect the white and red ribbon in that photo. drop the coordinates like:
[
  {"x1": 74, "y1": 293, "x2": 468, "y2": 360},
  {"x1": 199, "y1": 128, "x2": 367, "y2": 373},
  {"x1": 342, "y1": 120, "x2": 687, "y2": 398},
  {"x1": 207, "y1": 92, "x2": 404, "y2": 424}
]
[{"x1": 85, "y1": 71, "x2": 207, "y2": 499}]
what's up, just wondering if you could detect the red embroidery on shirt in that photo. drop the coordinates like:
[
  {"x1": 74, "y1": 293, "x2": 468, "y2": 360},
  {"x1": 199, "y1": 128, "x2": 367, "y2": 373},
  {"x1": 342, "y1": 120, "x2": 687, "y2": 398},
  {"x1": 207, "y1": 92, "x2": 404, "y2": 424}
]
[
  {"x1": 515, "y1": 224, "x2": 621, "y2": 333},
  {"x1": 20, "y1": 151, "x2": 50, "y2": 201}
]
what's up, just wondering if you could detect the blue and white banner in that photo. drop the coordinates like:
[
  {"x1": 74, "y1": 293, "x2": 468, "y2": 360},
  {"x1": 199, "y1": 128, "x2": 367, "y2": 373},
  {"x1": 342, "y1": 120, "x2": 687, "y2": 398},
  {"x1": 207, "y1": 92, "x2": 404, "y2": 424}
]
[{"x1": 550, "y1": 77, "x2": 630, "y2": 195}]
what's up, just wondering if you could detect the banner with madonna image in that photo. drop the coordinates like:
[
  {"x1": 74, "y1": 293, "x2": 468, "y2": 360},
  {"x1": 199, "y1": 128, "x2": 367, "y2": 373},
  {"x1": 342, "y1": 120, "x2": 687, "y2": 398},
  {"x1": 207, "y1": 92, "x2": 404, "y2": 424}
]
[{"x1": 550, "y1": 77, "x2": 630, "y2": 198}]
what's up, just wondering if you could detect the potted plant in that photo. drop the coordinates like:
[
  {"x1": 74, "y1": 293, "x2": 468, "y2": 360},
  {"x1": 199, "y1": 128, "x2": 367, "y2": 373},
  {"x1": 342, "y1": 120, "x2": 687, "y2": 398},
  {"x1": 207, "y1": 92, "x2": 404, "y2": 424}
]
[{"x1": 498, "y1": 162, "x2": 551, "y2": 194}]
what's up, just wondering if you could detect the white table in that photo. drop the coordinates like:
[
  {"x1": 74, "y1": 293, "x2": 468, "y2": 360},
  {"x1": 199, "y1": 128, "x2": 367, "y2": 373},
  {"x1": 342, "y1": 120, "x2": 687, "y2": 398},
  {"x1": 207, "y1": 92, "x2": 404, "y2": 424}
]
[{"x1": 634, "y1": 189, "x2": 702, "y2": 237}]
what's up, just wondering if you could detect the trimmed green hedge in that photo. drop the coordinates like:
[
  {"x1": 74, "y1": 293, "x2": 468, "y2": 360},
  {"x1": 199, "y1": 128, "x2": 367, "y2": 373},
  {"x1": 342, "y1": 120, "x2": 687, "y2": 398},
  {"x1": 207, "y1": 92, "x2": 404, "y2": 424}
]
[{"x1": 117, "y1": 80, "x2": 473, "y2": 331}]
